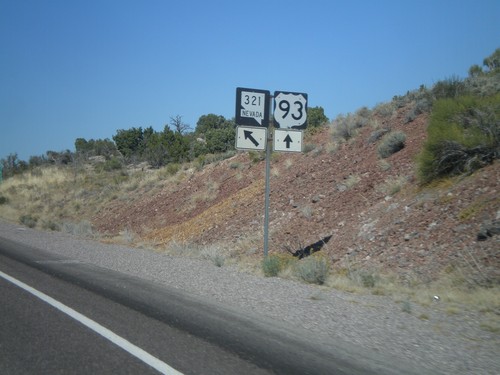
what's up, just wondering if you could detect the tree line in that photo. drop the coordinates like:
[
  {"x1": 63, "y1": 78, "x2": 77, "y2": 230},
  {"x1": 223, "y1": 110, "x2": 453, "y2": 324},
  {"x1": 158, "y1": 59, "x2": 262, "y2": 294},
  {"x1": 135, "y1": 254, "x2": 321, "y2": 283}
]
[{"x1": 1, "y1": 107, "x2": 328, "y2": 178}]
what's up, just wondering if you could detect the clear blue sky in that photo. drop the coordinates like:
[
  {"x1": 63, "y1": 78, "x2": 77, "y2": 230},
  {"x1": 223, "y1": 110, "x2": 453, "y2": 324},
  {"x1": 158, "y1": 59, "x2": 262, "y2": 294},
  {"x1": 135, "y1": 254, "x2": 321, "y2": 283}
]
[{"x1": 1, "y1": 0, "x2": 499, "y2": 161}]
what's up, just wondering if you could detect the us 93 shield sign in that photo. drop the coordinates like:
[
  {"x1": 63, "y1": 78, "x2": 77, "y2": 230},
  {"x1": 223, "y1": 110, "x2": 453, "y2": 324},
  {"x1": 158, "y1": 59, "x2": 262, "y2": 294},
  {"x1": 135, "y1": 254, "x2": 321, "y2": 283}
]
[
  {"x1": 273, "y1": 91, "x2": 308, "y2": 129},
  {"x1": 236, "y1": 87, "x2": 270, "y2": 127}
]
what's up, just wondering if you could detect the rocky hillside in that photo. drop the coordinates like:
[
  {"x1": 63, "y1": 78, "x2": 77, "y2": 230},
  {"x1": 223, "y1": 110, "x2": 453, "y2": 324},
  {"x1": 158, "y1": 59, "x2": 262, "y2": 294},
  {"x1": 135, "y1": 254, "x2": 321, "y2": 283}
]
[{"x1": 92, "y1": 103, "x2": 499, "y2": 284}]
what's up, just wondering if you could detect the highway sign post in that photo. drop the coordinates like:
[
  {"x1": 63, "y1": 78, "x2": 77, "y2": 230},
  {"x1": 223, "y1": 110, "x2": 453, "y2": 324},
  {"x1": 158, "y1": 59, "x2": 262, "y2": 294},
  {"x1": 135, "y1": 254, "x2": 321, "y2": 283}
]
[{"x1": 235, "y1": 87, "x2": 308, "y2": 256}]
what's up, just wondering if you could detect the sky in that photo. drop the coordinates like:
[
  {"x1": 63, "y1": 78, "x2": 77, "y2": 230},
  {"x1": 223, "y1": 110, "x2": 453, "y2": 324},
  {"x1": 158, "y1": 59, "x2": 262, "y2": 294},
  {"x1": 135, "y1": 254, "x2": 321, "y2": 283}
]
[{"x1": 1, "y1": 0, "x2": 499, "y2": 161}]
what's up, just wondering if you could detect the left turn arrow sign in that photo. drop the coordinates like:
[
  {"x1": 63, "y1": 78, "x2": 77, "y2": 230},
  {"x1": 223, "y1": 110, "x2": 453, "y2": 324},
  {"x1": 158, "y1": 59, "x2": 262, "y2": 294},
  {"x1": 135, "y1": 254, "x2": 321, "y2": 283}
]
[{"x1": 236, "y1": 126, "x2": 267, "y2": 151}]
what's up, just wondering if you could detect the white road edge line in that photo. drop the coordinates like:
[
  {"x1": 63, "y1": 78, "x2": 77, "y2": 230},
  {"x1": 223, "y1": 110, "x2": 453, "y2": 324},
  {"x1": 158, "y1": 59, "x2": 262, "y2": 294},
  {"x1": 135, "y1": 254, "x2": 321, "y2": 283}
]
[{"x1": 0, "y1": 270, "x2": 183, "y2": 375}]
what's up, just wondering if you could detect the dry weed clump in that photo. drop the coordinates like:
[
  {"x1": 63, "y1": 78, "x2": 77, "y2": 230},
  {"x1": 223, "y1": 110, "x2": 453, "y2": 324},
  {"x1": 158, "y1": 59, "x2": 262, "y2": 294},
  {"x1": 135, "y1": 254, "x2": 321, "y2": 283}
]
[
  {"x1": 375, "y1": 175, "x2": 408, "y2": 196},
  {"x1": 200, "y1": 245, "x2": 226, "y2": 267},
  {"x1": 293, "y1": 254, "x2": 330, "y2": 285},
  {"x1": 377, "y1": 131, "x2": 407, "y2": 158}
]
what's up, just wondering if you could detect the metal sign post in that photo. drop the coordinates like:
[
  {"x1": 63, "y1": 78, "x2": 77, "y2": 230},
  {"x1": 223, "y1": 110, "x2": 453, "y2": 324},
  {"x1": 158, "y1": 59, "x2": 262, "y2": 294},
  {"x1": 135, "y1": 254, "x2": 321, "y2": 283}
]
[{"x1": 263, "y1": 125, "x2": 272, "y2": 257}]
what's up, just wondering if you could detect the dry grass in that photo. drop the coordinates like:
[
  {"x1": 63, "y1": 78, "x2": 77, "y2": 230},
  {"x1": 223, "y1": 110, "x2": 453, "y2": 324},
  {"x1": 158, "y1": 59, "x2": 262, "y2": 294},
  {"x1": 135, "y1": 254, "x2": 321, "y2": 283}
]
[
  {"x1": 344, "y1": 174, "x2": 361, "y2": 189},
  {"x1": 0, "y1": 167, "x2": 74, "y2": 223},
  {"x1": 375, "y1": 175, "x2": 408, "y2": 196},
  {"x1": 1, "y1": 161, "x2": 499, "y2": 315},
  {"x1": 0, "y1": 164, "x2": 184, "y2": 232}
]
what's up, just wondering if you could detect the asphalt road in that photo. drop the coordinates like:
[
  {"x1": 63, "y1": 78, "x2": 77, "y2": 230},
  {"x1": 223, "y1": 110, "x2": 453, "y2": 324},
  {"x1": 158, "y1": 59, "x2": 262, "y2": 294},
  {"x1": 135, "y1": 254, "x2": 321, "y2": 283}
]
[{"x1": 0, "y1": 236, "x2": 417, "y2": 375}]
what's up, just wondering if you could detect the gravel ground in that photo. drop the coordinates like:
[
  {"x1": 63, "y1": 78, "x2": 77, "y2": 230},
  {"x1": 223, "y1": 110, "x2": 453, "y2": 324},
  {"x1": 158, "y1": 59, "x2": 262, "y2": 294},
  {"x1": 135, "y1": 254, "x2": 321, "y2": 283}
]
[{"x1": 1, "y1": 220, "x2": 499, "y2": 375}]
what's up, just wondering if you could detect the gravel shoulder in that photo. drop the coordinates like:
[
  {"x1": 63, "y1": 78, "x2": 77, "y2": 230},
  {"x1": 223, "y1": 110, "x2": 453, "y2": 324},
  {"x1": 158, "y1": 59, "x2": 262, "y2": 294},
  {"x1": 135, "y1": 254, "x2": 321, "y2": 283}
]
[{"x1": 1, "y1": 220, "x2": 499, "y2": 375}]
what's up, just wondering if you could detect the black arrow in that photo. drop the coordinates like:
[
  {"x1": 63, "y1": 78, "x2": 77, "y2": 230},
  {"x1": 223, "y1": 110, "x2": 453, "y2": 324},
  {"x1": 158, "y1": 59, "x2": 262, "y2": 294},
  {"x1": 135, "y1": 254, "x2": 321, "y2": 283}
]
[
  {"x1": 244, "y1": 130, "x2": 259, "y2": 147},
  {"x1": 283, "y1": 134, "x2": 293, "y2": 148}
]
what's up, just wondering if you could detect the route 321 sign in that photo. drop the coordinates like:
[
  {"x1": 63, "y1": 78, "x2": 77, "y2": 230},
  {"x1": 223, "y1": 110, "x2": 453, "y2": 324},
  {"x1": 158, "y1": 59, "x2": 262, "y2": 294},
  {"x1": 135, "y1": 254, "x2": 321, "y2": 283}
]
[
  {"x1": 235, "y1": 87, "x2": 270, "y2": 127},
  {"x1": 273, "y1": 91, "x2": 308, "y2": 129}
]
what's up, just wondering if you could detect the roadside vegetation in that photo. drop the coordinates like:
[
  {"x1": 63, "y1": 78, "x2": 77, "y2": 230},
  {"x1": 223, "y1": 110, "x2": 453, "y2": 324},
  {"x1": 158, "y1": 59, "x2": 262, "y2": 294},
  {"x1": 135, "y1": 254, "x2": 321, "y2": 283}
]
[{"x1": 1, "y1": 49, "x2": 499, "y2": 317}]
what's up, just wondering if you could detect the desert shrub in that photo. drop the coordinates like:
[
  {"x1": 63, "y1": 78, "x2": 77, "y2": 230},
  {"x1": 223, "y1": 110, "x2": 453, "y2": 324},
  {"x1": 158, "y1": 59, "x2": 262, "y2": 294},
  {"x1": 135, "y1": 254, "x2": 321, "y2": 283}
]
[
  {"x1": 356, "y1": 106, "x2": 372, "y2": 118},
  {"x1": 332, "y1": 107, "x2": 374, "y2": 136},
  {"x1": 332, "y1": 114, "x2": 357, "y2": 141},
  {"x1": 344, "y1": 174, "x2": 361, "y2": 189},
  {"x1": 61, "y1": 220, "x2": 95, "y2": 238},
  {"x1": 405, "y1": 98, "x2": 432, "y2": 123},
  {"x1": 341, "y1": 267, "x2": 383, "y2": 289},
  {"x1": 94, "y1": 157, "x2": 123, "y2": 172},
  {"x1": 392, "y1": 94, "x2": 410, "y2": 108},
  {"x1": 373, "y1": 102, "x2": 396, "y2": 118},
  {"x1": 193, "y1": 155, "x2": 206, "y2": 171},
  {"x1": 294, "y1": 255, "x2": 330, "y2": 285},
  {"x1": 377, "y1": 131, "x2": 407, "y2": 158},
  {"x1": 165, "y1": 163, "x2": 181, "y2": 176},
  {"x1": 200, "y1": 245, "x2": 226, "y2": 267},
  {"x1": 358, "y1": 272, "x2": 377, "y2": 288},
  {"x1": 262, "y1": 255, "x2": 281, "y2": 277},
  {"x1": 367, "y1": 128, "x2": 390, "y2": 144},
  {"x1": 432, "y1": 76, "x2": 467, "y2": 100},
  {"x1": 417, "y1": 94, "x2": 499, "y2": 184},
  {"x1": 464, "y1": 74, "x2": 500, "y2": 97},
  {"x1": 303, "y1": 143, "x2": 317, "y2": 153},
  {"x1": 262, "y1": 253, "x2": 295, "y2": 277},
  {"x1": 248, "y1": 151, "x2": 265, "y2": 163},
  {"x1": 192, "y1": 152, "x2": 235, "y2": 171},
  {"x1": 19, "y1": 214, "x2": 38, "y2": 228},
  {"x1": 0, "y1": 196, "x2": 8, "y2": 205},
  {"x1": 375, "y1": 175, "x2": 408, "y2": 196},
  {"x1": 229, "y1": 162, "x2": 242, "y2": 169},
  {"x1": 42, "y1": 220, "x2": 59, "y2": 231}
]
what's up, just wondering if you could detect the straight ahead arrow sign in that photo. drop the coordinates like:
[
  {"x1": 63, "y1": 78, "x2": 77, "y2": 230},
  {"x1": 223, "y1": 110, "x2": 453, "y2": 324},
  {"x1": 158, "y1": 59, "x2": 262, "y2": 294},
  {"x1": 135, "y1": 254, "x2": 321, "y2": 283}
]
[
  {"x1": 273, "y1": 129, "x2": 303, "y2": 153},
  {"x1": 283, "y1": 134, "x2": 293, "y2": 149},
  {"x1": 244, "y1": 130, "x2": 259, "y2": 147}
]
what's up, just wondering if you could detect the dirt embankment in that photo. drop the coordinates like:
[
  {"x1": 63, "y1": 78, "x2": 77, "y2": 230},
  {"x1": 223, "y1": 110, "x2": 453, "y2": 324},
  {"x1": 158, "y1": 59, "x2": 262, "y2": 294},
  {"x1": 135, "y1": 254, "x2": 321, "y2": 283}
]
[{"x1": 93, "y1": 106, "x2": 500, "y2": 283}]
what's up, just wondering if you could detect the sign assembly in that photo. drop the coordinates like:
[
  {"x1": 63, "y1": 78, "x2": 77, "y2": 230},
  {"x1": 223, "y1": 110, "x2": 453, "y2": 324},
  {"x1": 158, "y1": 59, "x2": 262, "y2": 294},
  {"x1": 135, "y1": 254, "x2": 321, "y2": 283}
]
[
  {"x1": 234, "y1": 86, "x2": 309, "y2": 256},
  {"x1": 235, "y1": 87, "x2": 270, "y2": 128}
]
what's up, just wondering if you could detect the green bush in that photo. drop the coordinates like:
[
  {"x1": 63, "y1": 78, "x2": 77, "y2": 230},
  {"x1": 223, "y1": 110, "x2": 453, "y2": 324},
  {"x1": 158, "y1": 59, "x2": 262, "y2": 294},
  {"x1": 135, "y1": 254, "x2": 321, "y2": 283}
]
[
  {"x1": 377, "y1": 131, "x2": 407, "y2": 158},
  {"x1": 359, "y1": 272, "x2": 376, "y2": 288},
  {"x1": 262, "y1": 255, "x2": 282, "y2": 277},
  {"x1": 417, "y1": 94, "x2": 499, "y2": 184},
  {"x1": 262, "y1": 254, "x2": 295, "y2": 277},
  {"x1": 248, "y1": 151, "x2": 265, "y2": 163},
  {"x1": 165, "y1": 163, "x2": 181, "y2": 176},
  {"x1": 294, "y1": 256, "x2": 330, "y2": 285},
  {"x1": 432, "y1": 76, "x2": 467, "y2": 100},
  {"x1": 61, "y1": 220, "x2": 95, "y2": 238},
  {"x1": 307, "y1": 106, "x2": 329, "y2": 129},
  {"x1": 42, "y1": 220, "x2": 60, "y2": 231},
  {"x1": 19, "y1": 214, "x2": 38, "y2": 228},
  {"x1": 0, "y1": 196, "x2": 8, "y2": 205},
  {"x1": 95, "y1": 157, "x2": 123, "y2": 172}
]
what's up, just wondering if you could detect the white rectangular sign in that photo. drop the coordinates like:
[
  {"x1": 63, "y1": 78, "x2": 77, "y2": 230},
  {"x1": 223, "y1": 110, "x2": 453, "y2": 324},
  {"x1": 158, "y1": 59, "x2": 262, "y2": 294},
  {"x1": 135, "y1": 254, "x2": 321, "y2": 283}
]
[
  {"x1": 236, "y1": 126, "x2": 267, "y2": 151},
  {"x1": 273, "y1": 129, "x2": 303, "y2": 152}
]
